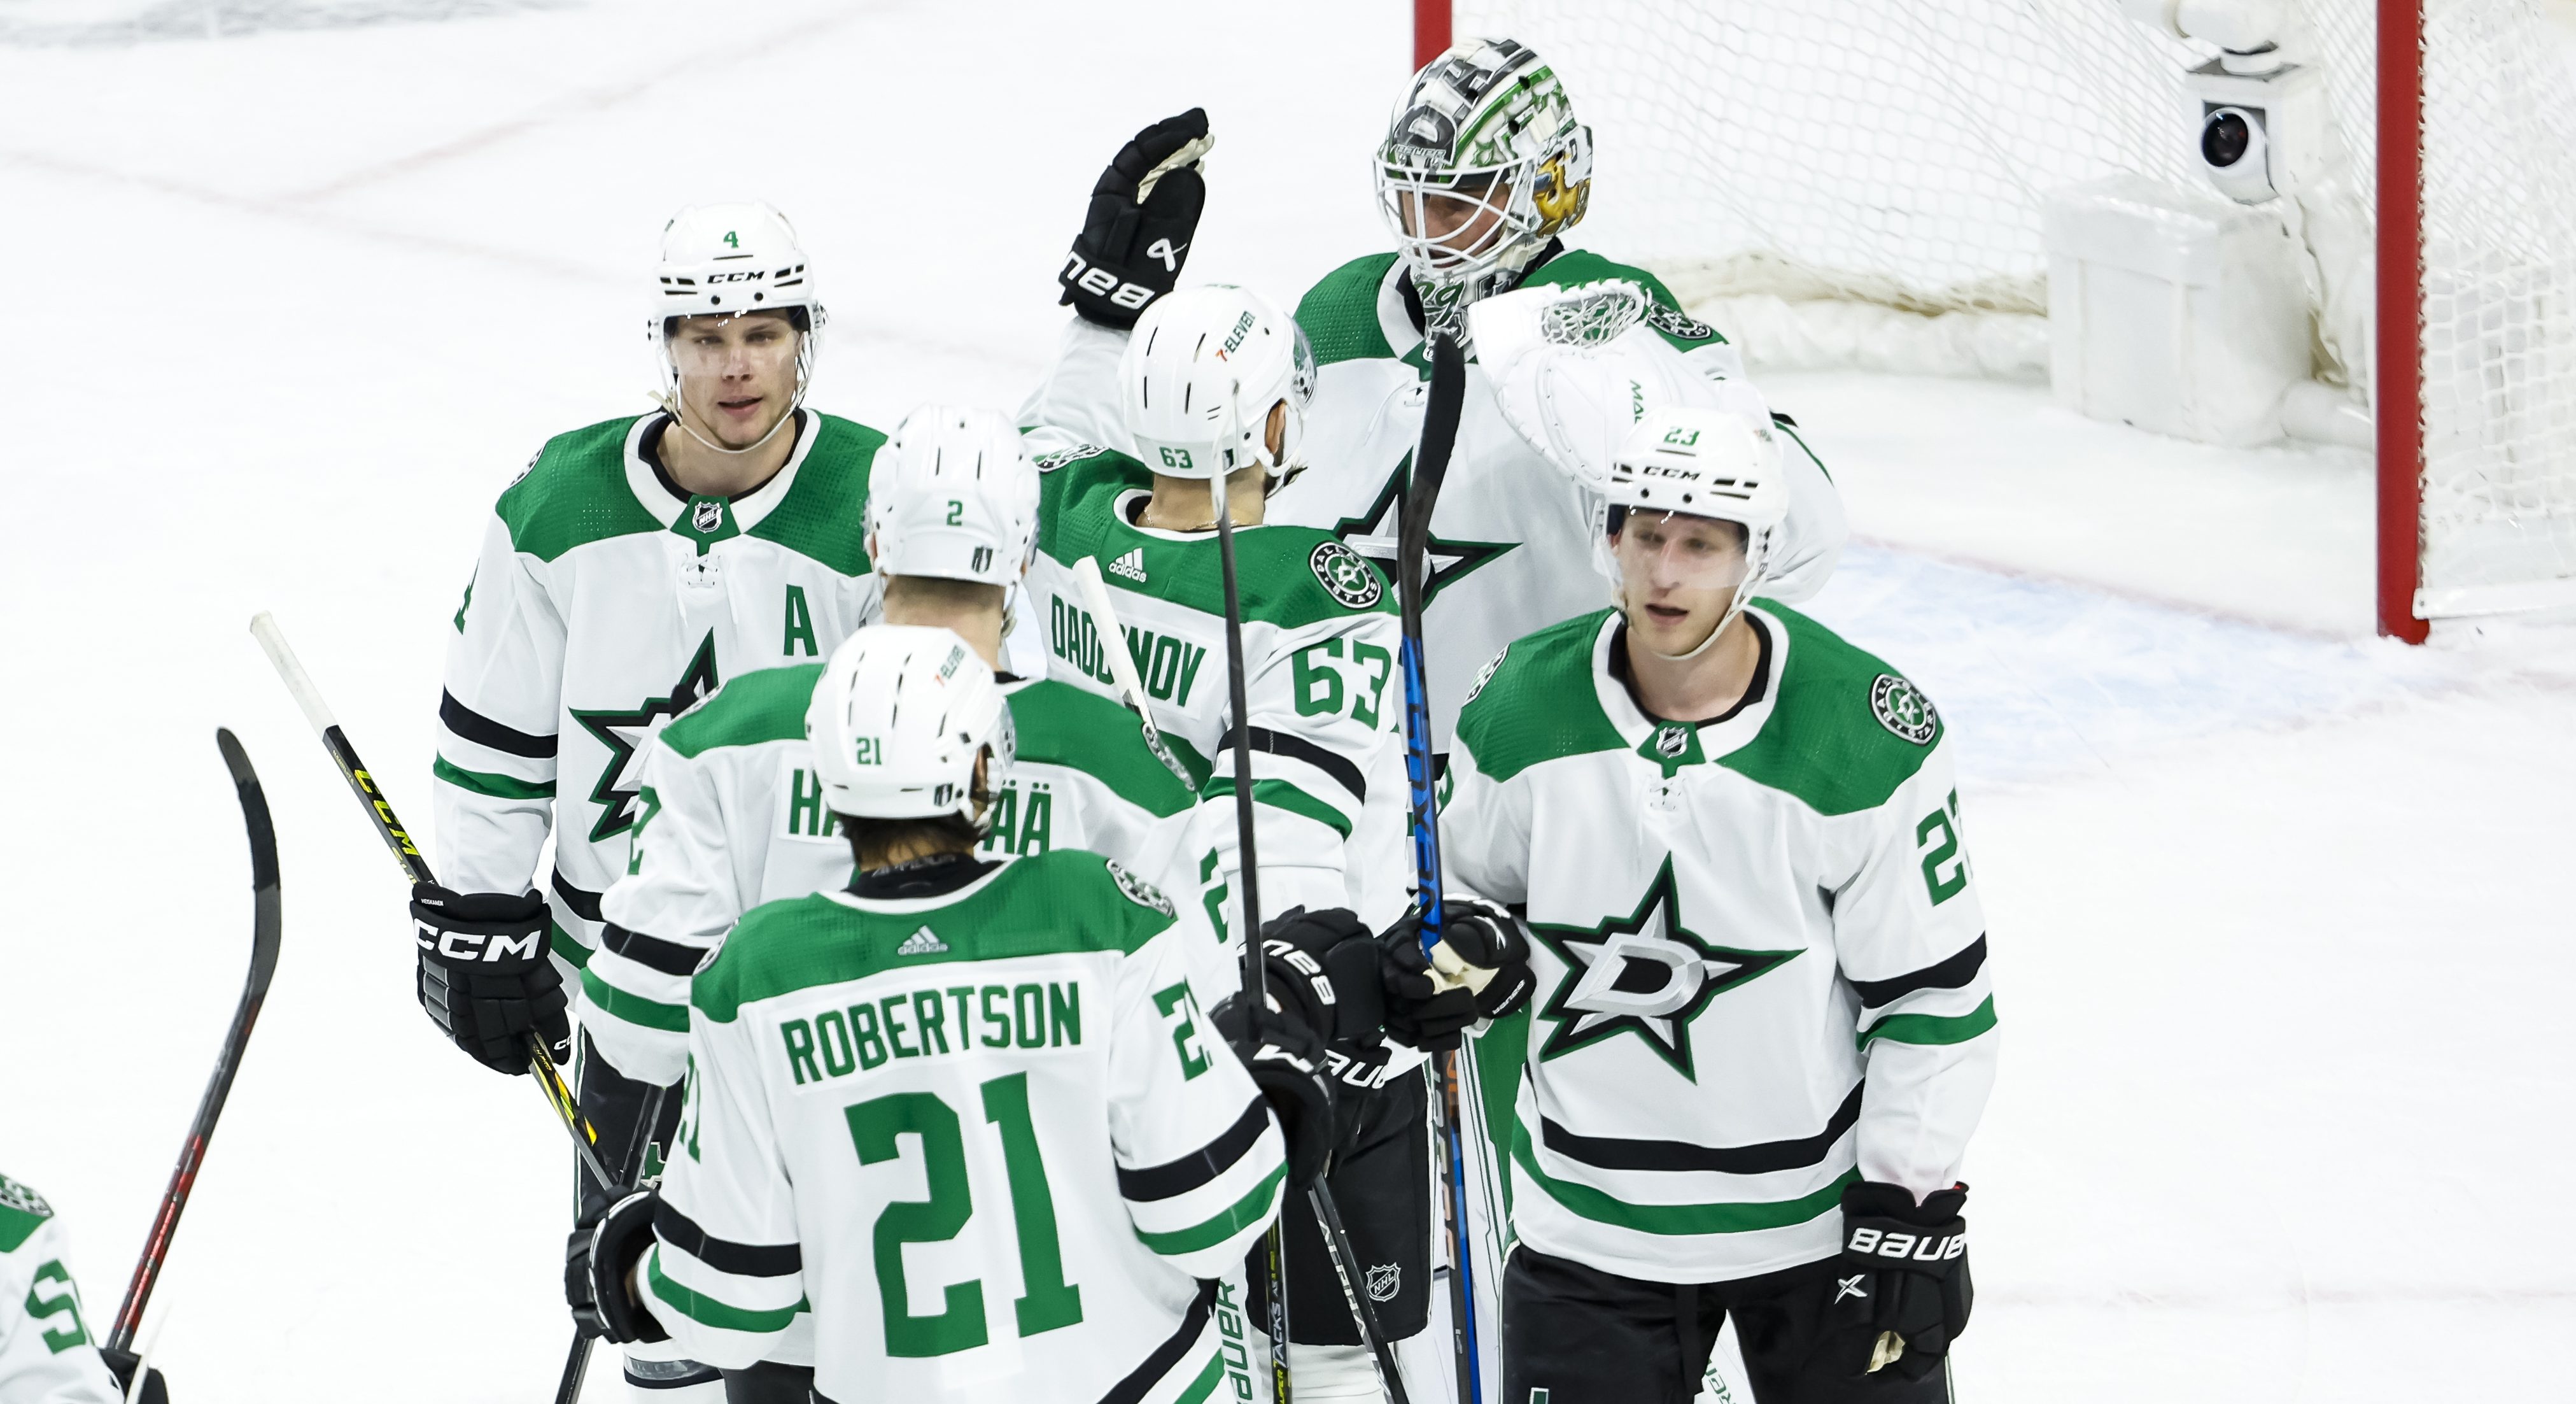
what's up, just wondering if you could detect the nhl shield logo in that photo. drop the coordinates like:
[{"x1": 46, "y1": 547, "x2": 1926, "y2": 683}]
[
  {"x1": 1365, "y1": 1264, "x2": 1400, "y2": 1302},
  {"x1": 1870, "y1": 674, "x2": 1938, "y2": 745},
  {"x1": 1654, "y1": 724, "x2": 1691, "y2": 759},
  {"x1": 1309, "y1": 541, "x2": 1384, "y2": 609},
  {"x1": 690, "y1": 499, "x2": 726, "y2": 534}
]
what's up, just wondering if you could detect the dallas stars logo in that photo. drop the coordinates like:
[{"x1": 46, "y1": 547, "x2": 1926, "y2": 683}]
[
  {"x1": 570, "y1": 634, "x2": 720, "y2": 843},
  {"x1": 1327, "y1": 455, "x2": 1512, "y2": 606},
  {"x1": 1529, "y1": 857, "x2": 1799, "y2": 1079}
]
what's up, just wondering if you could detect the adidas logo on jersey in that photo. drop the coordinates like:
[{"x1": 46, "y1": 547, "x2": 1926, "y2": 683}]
[
  {"x1": 1106, "y1": 548, "x2": 1147, "y2": 583},
  {"x1": 895, "y1": 927, "x2": 948, "y2": 956}
]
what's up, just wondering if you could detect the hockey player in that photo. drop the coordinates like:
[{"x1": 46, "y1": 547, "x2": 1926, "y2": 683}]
[
  {"x1": 1023, "y1": 282, "x2": 1522, "y2": 1400},
  {"x1": 414, "y1": 202, "x2": 884, "y2": 1399},
  {"x1": 1, "y1": 1174, "x2": 169, "y2": 1404},
  {"x1": 1439, "y1": 382, "x2": 1995, "y2": 1401},
  {"x1": 572, "y1": 626, "x2": 1345, "y2": 1404}
]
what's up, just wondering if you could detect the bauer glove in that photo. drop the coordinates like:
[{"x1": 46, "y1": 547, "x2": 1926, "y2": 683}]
[
  {"x1": 568, "y1": 1186, "x2": 668, "y2": 1345},
  {"x1": 1212, "y1": 991, "x2": 1338, "y2": 1189},
  {"x1": 410, "y1": 884, "x2": 570, "y2": 1075},
  {"x1": 1831, "y1": 1181, "x2": 1972, "y2": 1380},
  {"x1": 1058, "y1": 108, "x2": 1211, "y2": 327}
]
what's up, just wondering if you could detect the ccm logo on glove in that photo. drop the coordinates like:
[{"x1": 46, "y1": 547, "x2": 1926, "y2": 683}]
[
  {"x1": 415, "y1": 921, "x2": 545, "y2": 962},
  {"x1": 1846, "y1": 1226, "x2": 1966, "y2": 1261}
]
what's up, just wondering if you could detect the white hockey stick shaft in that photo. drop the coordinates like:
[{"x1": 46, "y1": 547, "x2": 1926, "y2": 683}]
[
  {"x1": 1073, "y1": 556, "x2": 1196, "y2": 788},
  {"x1": 250, "y1": 611, "x2": 338, "y2": 737}
]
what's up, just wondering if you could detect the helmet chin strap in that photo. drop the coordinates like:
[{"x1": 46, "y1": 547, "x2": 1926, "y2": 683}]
[{"x1": 656, "y1": 332, "x2": 813, "y2": 461}]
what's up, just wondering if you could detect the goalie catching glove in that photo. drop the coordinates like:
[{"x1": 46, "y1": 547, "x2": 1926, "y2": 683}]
[
  {"x1": 1831, "y1": 1181, "x2": 1972, "y2": 1380},
  {"x1": 409, "y1": 884, "x2": 570, "y2": 1075},
  {"x1": 1377, "y1": 897, "x2": 1535, "y2": 1051},
  {"x1": 1057, "y1": 108, "x2": 1211, "y2": 328}
]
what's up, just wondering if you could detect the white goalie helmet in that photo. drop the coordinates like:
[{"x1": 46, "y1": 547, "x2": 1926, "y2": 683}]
[
  {"x1": 647, "y1": 202, "x2": 824, "y2": 411},
  {"x1": 806, "y1": 625, "x2": 1016, "y2": 831},
  {"x1": 866, "y1": 406, "x2": 1042, "y2": 595},
  {"x1": 1120, "y1": 285, "x2": 1316, "y2": 486}
]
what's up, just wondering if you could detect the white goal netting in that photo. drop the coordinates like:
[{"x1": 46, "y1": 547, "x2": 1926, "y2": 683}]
[{"x1": 1460, "y1": 0, "x2": 2576, "y2": 617}]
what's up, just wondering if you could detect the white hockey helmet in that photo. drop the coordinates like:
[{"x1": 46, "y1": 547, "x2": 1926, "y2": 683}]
[
  {"x1": 806, "y1": 625, "x2": 1016, "y2": 831},
  {"x1": 866, "y1": 406, "x2": 1042, "y2": 592},
  {"x1": 1602, "y1": 405, "x2": 1790, "y2": 654},
  {"x1": 1119, "y1": 285, "x2": 1316, "y2": 487},
  {"x1": 647, "y1": 202, "x2": 824, "y2": 410}
]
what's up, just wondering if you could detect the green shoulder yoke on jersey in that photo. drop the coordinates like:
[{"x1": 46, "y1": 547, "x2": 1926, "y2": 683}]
[
  {"x1": 496, "y1": 412, "x2": 885, "y2": 572},
  {"x1": 0, "y1": 1173, "x2": 55, "y2": 1252},
  {"x1": 1295, "y1": 248, "x2": 1725, "y2": 371},
  {"x1": 693, "y1": 850, "x2": 1180, "y2": 1021},
  {"x1": 1041, "y1": 450, "x2": 1397, "y2": 633},
  {"x1": 661, "y1": 663, "x2": 825, "y2": 761},
  {"x1": 1455, "y1": 604, "x2": 1944, "y2": 816},
  {"x1": 1011, "y1": 679, "x2": 1202, "y2": 810}
]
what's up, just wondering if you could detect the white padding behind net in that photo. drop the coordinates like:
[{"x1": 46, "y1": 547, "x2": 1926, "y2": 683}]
[{"x1": 1461, "y1": 0, "x2": 2576, "y2": 616}]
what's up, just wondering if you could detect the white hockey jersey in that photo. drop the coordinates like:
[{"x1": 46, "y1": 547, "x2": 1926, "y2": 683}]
[
  {"x1": 0, "y1": 1177, "x2": 123, "y2": 1404},
  {"x1": 1021, "y1": 440, "x2": 1413, "y2": 933},
  {"x1": 584, "y1": 662, "x2": 1227, "y2": 1088},
  {"x1": 1019, "y1": 250, "x2": 1847, "y2": 754},
  {"x1": 433, "y1": 410, "x2": 884, "y2": 970},
  {"x1": 1440, "y1": 604, "x2": 1998, "y2": 1284},
  {"x1": 642, "y1": 851, "x2": 1287, "y2": 1404}
]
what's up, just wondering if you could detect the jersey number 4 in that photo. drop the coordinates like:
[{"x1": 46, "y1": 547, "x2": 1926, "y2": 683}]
[{"x1": 845, "y1": 1072, "x2": 1083, "y2": 1357}]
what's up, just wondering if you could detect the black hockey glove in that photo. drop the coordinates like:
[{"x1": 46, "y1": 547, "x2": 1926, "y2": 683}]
[
  {"x1": 1429, "y1": 896, "x2": 1536, "y2": 1021},
  {"x1": 99, "y1": 1346, "x2": 169, "y2": 1404},
  {"x1": 1831, "y1": 1181, "x2": 1971, "y2": 1380},
  {"x1": 568, "y1": 1186, "x2": 668, "y2": 1345},
  {"x1": 1211, "y1": 991, "x2": 1338, "y2": 1189},
  {"x1": 411, "y1": 883, "x2": 570, "y2": 1075},
  {"x1": 1254, "y1": 905, "x2": 1388, "y2": 1046},
  {"x1": 1058, "y1": 108, "x2": 1211, "y2": 328}
]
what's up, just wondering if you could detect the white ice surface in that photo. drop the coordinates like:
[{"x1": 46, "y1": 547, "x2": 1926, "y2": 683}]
[{"x1": 0, "y1": 4, "x2": 2569, "y2": 1401}]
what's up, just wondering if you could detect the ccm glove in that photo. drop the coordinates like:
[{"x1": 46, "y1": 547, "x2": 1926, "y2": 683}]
[
  {"x1": 1831, "y1": 1181, "x2": 1971, "y2": 1380},
  {"x1": 99, "y1": 1347, "x2": 169, "y2": 1404},
  {"x1": 1058, "y1": 108, "x2": 1211, "y2": 327},
  {"x1": 568, "y1": 1187, "x2": 668, "y2": 1345},
  {"x1": 411, "y1": 884, "x2": 569, "y2": 1075},
  {"x1": 1211, "y1": 991, "x2": 1337, "y2": 1189}
]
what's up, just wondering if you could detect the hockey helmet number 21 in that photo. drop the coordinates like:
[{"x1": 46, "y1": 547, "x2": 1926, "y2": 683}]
[{"x1": 805, "y1": 625, "x2": 1016, "y2": 833}]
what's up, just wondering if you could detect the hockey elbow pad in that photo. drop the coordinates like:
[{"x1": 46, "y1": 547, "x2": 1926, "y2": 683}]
[
  {"x1": 1058, "y1": 109, "x2": 1210, "y2": 328},
  {"x1": 1833, "y1": 1181, "x2": 1971, "y2": 1380}
]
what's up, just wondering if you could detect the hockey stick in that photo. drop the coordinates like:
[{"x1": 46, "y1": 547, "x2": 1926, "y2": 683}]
[
  {"x1": 1073, "y1": 555, "x2": 1199, "y2": 789},
  {"x1": 1398, "y1": 332, "x2": 1482, "y2": 1404},
  {"x1": 1087, "y1": 546, "x2": 1407, "y2": 1403},
  {"x1": 1210, "y1": 476, "x2": 1297, "y2": 1404},
  {"x1": 107, "y1": 729, "x2": 281, "y2": 1352},
  {"x1": 554, "y1": 1079, "x2": 670, "y2": 1404},
  {"x1": 249, "y1": 613, "x2": 613, "y2": 1190}
]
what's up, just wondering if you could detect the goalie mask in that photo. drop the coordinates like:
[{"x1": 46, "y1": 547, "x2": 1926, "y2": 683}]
[
  {"x1": 1377, "y1": 37, "x2": 1594, "y2": 332},
  {"x1": 647, "y1": 202, "x2": 824, "y2": 451},
  {"x1": 867, "y1": 405, "x2": 1043, "y2": 620},
  {"x1": 1120, "y1": 285, "x2": 1316, "y2": 489},
  {"x1": 806, "y1": 625, "x2": 1016, "y2": 833}
]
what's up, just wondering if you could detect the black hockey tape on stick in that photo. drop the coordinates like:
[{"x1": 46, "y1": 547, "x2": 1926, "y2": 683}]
[
  {"x1": 108, "y1": 730, "x2": 282, "y2": 1353},
  {"x1": 1398, "y1": 334, "x2": 1483, "y2": 1404},
  {"x1": 248, "y1": 613, "x2": 612, "y2": 1190}
]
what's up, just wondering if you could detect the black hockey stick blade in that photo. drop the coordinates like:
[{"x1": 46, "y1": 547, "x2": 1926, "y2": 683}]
[{"x1": 108, "y1": 729, "x2": 283, "y2": 1352}]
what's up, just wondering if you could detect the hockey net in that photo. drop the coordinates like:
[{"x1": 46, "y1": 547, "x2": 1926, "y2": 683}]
[{"x1": 1453, "y1": 0, "x2": 2576, "y2": 625}]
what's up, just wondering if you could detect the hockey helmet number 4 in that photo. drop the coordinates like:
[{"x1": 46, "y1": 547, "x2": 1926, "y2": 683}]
[{"x1": 805, "y1": 625, "x2": 1016, "y2": 832}]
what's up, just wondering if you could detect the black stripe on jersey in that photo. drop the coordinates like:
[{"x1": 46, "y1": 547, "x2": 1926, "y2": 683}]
[
  {"x1": 1098, "y1": 1278, "x2": 1218, "y2": 1404},
  {"x1": 1116, "y1": 1100, "x2": 1268, "y2": 1202},
  {"x1": 654, "y1": 1198, "x2": 801, "y2": 1277},
  {"x1": 439, "y1": 691, "x2": 557, "y2": 758},
  {"x1": 552, "y1": 870, "x2": 605, "y2": 924},
  {"x1": 1540, "y1": 1083, "x2": 1863, "y2": 1175},
  {"x1": 1219, "y1": 725, "x2": 1367, "y2": 802},
  {"x1": 1847, "y1": 935, "x2": 1987, "y2": 1011},
  {"x1": 602, "y1": 924, "x2": 707, "y2": 979}
]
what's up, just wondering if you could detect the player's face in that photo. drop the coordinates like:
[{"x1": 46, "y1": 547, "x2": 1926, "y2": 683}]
[
  {"x1": 1613, "y1": 512, "x2": 1749, "y2": 653},
  {"x1": 1397, "y1": 171, "x2": 1515, "y2": 259},
  {"x1": 668, "y1": 311, "x2": 801, "y2": 448}
]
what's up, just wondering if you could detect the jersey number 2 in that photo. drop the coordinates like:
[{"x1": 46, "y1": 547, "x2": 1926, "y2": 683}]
[{"x1": 845, "y1": 1073, "x2": 1083, "y2": 1357}]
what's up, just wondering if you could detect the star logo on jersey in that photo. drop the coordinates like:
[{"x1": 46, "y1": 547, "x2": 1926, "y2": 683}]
[
  {"x1": 1528, "y1": 857, "x2": 1800, "y2": 1079},
  {"x1": 1327, "y1": 455, "x2": 1512, "y2": 607},
  {"x1": 570, "y1": 634, "x2": 721, "y2": 843}
]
